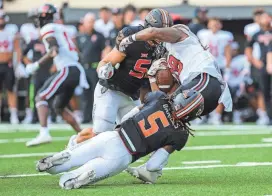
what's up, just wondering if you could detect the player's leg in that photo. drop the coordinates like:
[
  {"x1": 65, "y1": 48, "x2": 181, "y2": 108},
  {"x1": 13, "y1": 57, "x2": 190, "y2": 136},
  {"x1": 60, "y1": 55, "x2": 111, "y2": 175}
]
[
  {"x1": 59, "y1": 131, "x2": 132, "y2": 189},
  {"x1": 5, "y1": 65, "x2": 19, "y2": 124},
  {"x1": 92, "y1": 83, "x2": 121, "y2": 134},
  {"x1": 26, "y1": 68, "x2": 69, "y2": 146}
]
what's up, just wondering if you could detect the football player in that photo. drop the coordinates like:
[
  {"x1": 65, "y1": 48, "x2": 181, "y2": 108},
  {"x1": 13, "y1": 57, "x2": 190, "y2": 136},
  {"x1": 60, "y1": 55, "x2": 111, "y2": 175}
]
[
  {"x1": 118, "y1": 8, "x2": 232, "y2": 183},
  {"x1": 36, "y1": 88, "x2": 204, "y2": 189},
  {"x1": 25, "y1": 4, "x2": 89, "y2": 147},
  {"x1": 66, "y1": 9, "x2": 173, "y2": 146},
  {"x1": 0, "y1": 10, "x2": 23, "y2": 124}
]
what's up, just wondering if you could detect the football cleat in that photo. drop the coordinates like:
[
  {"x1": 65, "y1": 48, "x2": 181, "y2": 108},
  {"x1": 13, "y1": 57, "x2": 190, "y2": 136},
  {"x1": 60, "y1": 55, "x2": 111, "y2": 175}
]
[
  {"x1": 59, "y1": 170, "x2": 96, "y2": 189},
  {"x1": 26, "y1": 133, "x2": 52, "y2": 147},
  {"x1": 126, "y1": 164, "x2": 162, "y2": 184},
  {"x1": 256, "y1": 115, "x2": 270, "y2": 125},
  {"x1": 36, "y1": 151, "x2": 71, "y2": 172}
]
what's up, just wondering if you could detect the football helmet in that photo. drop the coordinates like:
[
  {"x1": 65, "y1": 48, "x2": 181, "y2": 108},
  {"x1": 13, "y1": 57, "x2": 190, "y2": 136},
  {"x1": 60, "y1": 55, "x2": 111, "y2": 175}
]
[
  {"x1": 170, "y1": 87, "x2": 204, "y2": 122},
  {"x1": 37, "y1": 4, "x2": 57, "y2": 27}
]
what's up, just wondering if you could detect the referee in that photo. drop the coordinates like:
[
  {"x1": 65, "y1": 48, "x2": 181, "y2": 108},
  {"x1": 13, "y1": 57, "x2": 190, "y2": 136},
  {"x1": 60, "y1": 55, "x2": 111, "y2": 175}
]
[{"x1": 245, "y1": 12, "x2": 272, "y2": 120}]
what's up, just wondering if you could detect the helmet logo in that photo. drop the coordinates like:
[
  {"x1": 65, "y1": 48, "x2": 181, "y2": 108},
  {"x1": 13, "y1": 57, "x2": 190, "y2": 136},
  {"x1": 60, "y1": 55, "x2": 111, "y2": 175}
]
[
  {"x1": 182, "y1": 90, "x2": 189, "y2": 99},
  {"x1": 148, "y1": 14, "x2": 157, "y2": 24}
]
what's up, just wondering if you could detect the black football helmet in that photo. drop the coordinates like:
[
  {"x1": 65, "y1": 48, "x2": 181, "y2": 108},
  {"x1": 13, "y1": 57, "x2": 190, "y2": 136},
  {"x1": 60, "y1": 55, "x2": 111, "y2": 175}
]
[
  {"x1": 144, "y1": 8, "x2": 173, "y2": 28},
  {"x1": 37, "y1": 4, "x2": 57, "y2": 27},
  {"x1": 170, "y1": 87, "x2": 204, "y2": 122}
]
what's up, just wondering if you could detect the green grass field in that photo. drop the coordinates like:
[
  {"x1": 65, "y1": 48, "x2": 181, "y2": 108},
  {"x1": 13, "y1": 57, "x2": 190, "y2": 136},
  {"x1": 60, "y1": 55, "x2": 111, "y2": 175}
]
[{"x1": 0, "y1": 124, "x2": 272, "y2": 196}]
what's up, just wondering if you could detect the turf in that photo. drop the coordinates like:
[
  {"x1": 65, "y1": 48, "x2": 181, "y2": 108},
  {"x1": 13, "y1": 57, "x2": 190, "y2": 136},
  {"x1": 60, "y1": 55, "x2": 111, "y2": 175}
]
[{"x1": 0, "y1": 125, "x2": 272, "y2": 196}]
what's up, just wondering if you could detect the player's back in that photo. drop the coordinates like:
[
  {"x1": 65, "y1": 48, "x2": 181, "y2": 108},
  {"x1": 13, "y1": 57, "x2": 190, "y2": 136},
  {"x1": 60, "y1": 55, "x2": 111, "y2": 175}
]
[
  {"x1": 119, "y1": 91, "x2": 189, "y2": 161},
  {"x1": 165, "y1": 24, "x2": 221, "y2": 84},
  {"x1": 40, "y1": 23, "x2": 78, "y2": 70},
  {"x1": 100, "y1": 26, "x2": 153, "y2": 98}
]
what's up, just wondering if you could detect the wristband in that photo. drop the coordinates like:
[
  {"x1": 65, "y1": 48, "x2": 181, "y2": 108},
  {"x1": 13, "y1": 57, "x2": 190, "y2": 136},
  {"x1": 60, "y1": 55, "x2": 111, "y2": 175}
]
[{"x1": 149, "y1": 77, "x2": 156, "y2": 83}]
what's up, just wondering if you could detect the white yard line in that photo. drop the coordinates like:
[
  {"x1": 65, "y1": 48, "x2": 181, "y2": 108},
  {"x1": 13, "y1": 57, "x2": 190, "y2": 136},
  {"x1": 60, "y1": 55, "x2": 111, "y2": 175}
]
[
  {"x1": 262, "y1": 138, "x2": 272, "y2": 143},
  {"x1": 0, "y1": 124, "x2": 272, "y2": 133},
  {"x1": 1, "y1": 143, "x2": 272, "y2": 159},
  {"x1": 1, "y1": 162, "x2": 272, "y2": 178},
  {"x1": 0, "y1": 137, "x2": 70, "y2": 144},
  {"x1": 182, "y1": 160, "x2": 221, "y2": 165}
]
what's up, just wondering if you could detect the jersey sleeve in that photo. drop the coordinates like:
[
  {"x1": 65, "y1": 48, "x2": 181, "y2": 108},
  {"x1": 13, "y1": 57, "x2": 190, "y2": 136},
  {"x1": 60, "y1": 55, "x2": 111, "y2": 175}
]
[
  {"x1": 245, "y1": 32, "x2": 257, "y2": 48},
  {"x1": 40, "y1": 24, "x2": 56, "y2": 40},
  {"x1": 144, "y1": 91, "x2": 166, "y2": 105}
]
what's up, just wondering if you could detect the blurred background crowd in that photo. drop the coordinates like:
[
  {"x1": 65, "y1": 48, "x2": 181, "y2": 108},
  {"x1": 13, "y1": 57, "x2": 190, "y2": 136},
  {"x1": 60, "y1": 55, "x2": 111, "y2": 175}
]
[{"x1": 0, "y1": 0, "x2": 271, "y2": 125}]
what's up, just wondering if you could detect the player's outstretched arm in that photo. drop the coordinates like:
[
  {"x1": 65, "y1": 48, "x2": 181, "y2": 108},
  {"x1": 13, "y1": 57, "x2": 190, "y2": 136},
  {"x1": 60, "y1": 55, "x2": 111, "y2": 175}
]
[{"x1": 135, "y1": 27, "x2": 184, "y2": 43}]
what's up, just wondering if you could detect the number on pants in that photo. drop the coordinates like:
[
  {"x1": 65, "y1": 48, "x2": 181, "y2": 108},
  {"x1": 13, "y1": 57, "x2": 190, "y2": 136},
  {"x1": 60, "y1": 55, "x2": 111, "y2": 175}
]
[
  {"x1": 63, "y1": 32, "x2": 76, "y2": 51},
  {"x1": 129, "y1": 59, "x2": 152, "y2": 79},
  {"x1": 138, "y1": 111, "x2": 170, "y2": 138},
  {"x1": 168, "y1": 55, "x2": 183, "y2": 75}
]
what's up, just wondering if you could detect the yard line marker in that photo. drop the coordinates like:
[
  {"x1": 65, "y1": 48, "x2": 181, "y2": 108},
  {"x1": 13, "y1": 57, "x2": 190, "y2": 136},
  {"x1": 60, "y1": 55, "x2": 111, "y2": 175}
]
[
  {"x1": 185, "y1": 143, "x2": 272, "y2": 150},
  {"x1": 182, "y1": 160, "x2": 221, "y2": 165},
  {"x1": 262, "y1": 138, "x2": 272, "y2": 143},
  {"x1": 1, "y1": 124, "x2": 272, "y2": 133},
  {"x1": 1, "y1": 162, "x2": 272, "y2": 178},
  {"x1": 0, "y1": 137, "x2": 70, "y2": 144},
  {"x1": 1, "y1": 143, "x2": 272, "y2": 159},
  {"x1": 0, "y1": 152, "x2": 56, "y2": 158}
]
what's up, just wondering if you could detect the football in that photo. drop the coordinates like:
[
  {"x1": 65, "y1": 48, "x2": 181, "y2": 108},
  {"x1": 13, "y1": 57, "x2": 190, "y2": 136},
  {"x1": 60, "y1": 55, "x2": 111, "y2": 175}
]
[{"x1": 156, "y1": 68, "x2": 175, "y2": 93}]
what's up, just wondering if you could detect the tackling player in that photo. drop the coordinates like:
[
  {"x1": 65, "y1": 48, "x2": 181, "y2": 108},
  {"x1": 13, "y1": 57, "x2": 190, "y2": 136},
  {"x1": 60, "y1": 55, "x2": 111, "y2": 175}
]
[
  {"x1": 118, "y1": 8, "x2": 232, "y2": 183},
  {"x1": 67, "y1": 9, "x2": 173, "y2": 145},
  {"x1": 37, "y1": 88, "x2": 204, "y2": 189},
  {"x1": 25, "y1": 4, "x2": 89, "y2": 146}
]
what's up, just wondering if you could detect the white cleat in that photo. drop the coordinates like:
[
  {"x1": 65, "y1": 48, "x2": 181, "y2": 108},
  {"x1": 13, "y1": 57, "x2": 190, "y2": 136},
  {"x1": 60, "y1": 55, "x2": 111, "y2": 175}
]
[
  {"x1": 22, "y1": 116, "x2": 33, "y2": 124},
  {"x1": 256, "y1": 116, "x2": 270, "y2": 125},
  {"x1": 37, "y1": 151, "x2": 71, "y2": 172},
  {"x1": 59, "y1": 170, "x2": 96, "y2": 189},
  {"x1": 126, "y1": 164, "x2": 162, "y2": 184},
  {"x1": 26, "y1": 133, "x2": 52, "y2": 147}
]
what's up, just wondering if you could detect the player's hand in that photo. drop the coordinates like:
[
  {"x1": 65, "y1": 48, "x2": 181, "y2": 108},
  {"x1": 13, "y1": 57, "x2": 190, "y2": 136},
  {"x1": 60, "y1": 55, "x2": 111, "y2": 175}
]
[
  {"x1": 267, "y1": 64, "x2": 272, "y2": 75},
  {"x1": 147, "y1": 58, "x2": 167, "y2": 76},
  {"x1": 97, "y1": 62, "x2": 114, "y2": 80},
  {"x1": 26, "y1": 62, "x2": 39, "y2": 75},
  {"x1": 15, "y1": 63, "x2": 29, "y2": 79},
  {"x1": 253, "y1": 59, "x2": 263, "y2": 69},
  {"x1": 118, "y1": 34, "x2": 136, "y2": 52}
]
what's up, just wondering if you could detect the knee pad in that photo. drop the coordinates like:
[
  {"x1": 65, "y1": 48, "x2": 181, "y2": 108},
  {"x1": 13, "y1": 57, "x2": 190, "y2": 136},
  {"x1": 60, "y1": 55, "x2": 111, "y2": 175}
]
[
  {"x1": 35, "y1": 95, "x2": 48, "y2": 108},
  {"x1": 92, "y1": 118, "x2": 116, "y2": 134}
]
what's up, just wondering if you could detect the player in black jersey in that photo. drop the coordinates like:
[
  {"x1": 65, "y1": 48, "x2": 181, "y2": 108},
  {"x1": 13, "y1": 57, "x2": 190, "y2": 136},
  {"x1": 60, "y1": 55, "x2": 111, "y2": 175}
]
[
  {"x1": 87, "y1": 15, "x2": 173, "y2": 139},
  {"x1": 36, "y1": 88, "x2": 204, "y2": 189}
]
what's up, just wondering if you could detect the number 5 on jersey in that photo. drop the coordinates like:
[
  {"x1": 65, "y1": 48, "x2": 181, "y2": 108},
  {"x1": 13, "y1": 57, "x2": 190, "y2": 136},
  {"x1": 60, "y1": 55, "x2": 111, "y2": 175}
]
[{"x1": 138, "y1": 111, "x2": 170, "y2": 137}]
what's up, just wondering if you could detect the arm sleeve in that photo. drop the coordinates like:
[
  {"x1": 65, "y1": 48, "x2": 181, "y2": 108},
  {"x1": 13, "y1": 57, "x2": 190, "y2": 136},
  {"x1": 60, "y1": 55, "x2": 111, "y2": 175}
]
[
  {"x1": 23, "y1": 41, "x2": 33, "y2": 56},
  {"x1": 144, "y1": 91, "x2": 166, "y2": 104}
]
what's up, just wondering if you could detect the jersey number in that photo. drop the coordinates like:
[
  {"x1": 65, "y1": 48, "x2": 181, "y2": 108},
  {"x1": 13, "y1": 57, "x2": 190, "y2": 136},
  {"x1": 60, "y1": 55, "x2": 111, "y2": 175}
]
[
  {"x1": 168, "y1": 55, "x2": 183, "y2": 75},
  {"x1": 138, "y1": 111, "x2": 170, "y2": 138},
  {"x1": 129, "y1": 59, "x2": 152, "y2": 79},
  {"x1": 63, "y1": 32, "x2": 76, "y2": 51}
]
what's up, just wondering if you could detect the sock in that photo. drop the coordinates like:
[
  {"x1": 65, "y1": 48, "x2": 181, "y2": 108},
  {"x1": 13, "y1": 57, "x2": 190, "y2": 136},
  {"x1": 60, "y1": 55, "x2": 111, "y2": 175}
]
[
  {"x1": 9, "y1": 108, "x2": 18, "y2": 118},
  {"x1": 257, "y1": 109, "x2": 268, "y2": 118},
  {"x1": 40, "y1": 127, "x2": 49, "y2": 135},
  {"x1": 146, "y1": 148, "x2": 169, "y2": 172}
]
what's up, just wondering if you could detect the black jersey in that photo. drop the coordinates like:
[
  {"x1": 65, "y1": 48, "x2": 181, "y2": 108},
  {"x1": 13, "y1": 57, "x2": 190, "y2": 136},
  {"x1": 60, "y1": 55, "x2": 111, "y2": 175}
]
[
  {"x1": 246, "y1": 29, "x2": 272, "y2": 65},
  {"x1": 99, "y1": 26, "x2": 154, "y2": 99},
  {"x1": 23, "y1": 39, "x2": 52, "y2": 77},
  {"x1": 119, "y1": 91, "x2": 189, "y2": 162}
]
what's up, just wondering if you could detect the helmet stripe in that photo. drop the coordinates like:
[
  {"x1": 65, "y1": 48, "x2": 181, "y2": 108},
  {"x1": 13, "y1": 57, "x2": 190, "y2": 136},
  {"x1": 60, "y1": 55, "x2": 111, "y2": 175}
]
[
  {"x1": 160, "y1": 9, "x2": 170, "y2": 27},
  {"x1": 159, "y1": 9, "x2": 167, "y2": 27}
]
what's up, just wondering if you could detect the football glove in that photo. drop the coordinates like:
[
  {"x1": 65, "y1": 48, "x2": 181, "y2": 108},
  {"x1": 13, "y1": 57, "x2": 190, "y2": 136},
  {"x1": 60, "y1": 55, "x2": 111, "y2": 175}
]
[
  {"x1": 97, "y1": 62, "x2": 115, "y2": 80},
  {"x1": 118, "y1": 34, "x2": 136, "y2": 52},
  {"x1": 147, "y1": 58, "x2": 168, "y2": 76},
  {"x1": 15, "y1": 63, "x2": 29, "y2": 79},
  {"x1": 26, "y1": 62, "x2": 39, "y2": 75}
]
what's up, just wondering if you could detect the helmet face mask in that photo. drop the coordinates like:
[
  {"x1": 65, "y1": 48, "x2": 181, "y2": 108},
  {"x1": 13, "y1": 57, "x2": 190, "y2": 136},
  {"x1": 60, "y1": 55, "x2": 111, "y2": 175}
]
[{"x1": 36, "y1": 4, "x2": 57, "y2": 27}]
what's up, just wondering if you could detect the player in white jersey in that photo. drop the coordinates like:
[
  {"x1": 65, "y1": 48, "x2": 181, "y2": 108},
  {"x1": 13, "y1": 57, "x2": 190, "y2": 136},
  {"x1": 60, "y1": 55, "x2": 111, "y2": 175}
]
[
  {"x1": 197, "y1": 17, "x2": 233, "y2": 124},
  {"x1": 25, "y1": 4, "x2": 89, "y2": 147},
  {"x1": 118, "y1": 8, "x2": 232, "y2": 183},
  {"x1": 197, "y1": 18, "x2": 233, "y2": 70},
  {"x1": 0, "y1": 10, "x2": 23, "y2": 124}
]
